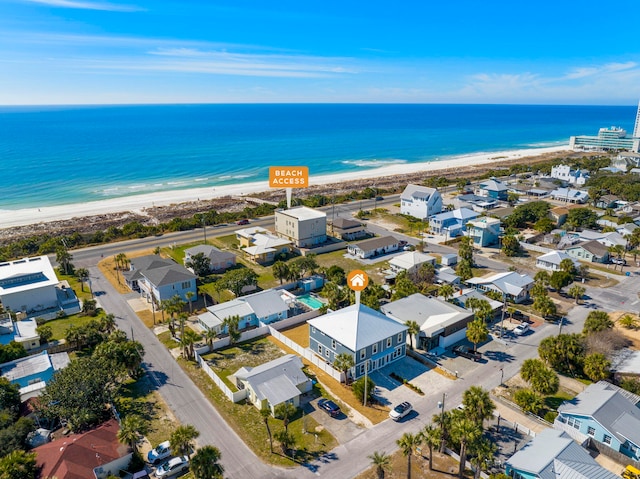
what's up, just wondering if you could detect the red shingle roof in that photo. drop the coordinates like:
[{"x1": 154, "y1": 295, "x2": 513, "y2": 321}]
[{"x1": 35, "y1": 419, "x2": 128, "y2": 479}]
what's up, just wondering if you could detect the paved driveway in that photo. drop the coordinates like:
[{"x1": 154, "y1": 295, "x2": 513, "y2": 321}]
[
  {"x1": 370, "y1": 356, "x2": 454, "y2": 417},
  {"x1": 304, "y1": 398, "x2": 366, "y2": 445}
]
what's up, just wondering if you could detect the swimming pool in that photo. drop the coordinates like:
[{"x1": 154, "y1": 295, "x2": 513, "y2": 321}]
[{"x1": 297, "y1": 293, "x2": 325, "y2": 309}]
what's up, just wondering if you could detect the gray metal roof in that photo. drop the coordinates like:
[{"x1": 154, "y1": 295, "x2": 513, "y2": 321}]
[
  {"x1": 126, "y1": 255, "x2": 196, "y2": 287},
  {"x1": 558, "y1": 381, "x2": 640, "y2": 446},
  {"x1": 308, "y1": 303, "x2": 408, "y2": 352},
  {"x1": 401, "y1": 184, "x2": 438, "y2": 201},
  {"x1": 185, "y1": 244, "x2": 235, "y2": 263},
  {"x1": 506, "y1": 429, "x2": 618, "y2": 479},
  {"x1": 233, "y1": 354, "x2": 308, "y2": 406},
  {"x1": 1, "y1": 351, "x2": 52, "y2": 381},
  {"x1": 242, "y1": 290, "x2": 289, "y2": 319},
  {"x1": 381, "y1": 293, "x2": 471, "y2": 337}
]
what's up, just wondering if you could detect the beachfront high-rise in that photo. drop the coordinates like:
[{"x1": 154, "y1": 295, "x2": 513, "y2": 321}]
[{"x1": 570, "y1": 101, "x2": 640, "y2": 153}]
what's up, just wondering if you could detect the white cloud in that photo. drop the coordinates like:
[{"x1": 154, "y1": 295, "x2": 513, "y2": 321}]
[
  {"x1": 563, "y1": 61, "x2": 637, "y2": 80},
  {"x1": 23, "y1": 0, "x2": 143, "y2": 11}
]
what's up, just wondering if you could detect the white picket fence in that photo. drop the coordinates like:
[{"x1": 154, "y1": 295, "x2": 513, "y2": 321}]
[{"x1": 194, "y1": 350, "x2": 246, "y2": 403}]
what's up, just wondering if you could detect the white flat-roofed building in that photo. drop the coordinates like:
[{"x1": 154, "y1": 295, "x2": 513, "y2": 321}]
[
  {"x1": 570, "y1": 126, "x2": 640, "y2": 152},
  {"x1": 275, "y1": 206, "x2": 327, "y2": 248},
  {"x1": 0, "y1": 256, "x2": 60, "y2": 314}
]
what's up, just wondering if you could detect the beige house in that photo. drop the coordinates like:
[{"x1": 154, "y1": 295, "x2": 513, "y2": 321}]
[
  {"x1": 275, "y1": 206, "x2": 327, "y2": 248},
  {"x1": 329, "y1": 217, "x2": 367, "y2": 240}
]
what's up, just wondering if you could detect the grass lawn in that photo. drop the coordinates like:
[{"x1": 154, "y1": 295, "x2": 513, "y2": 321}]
[
  {"x1": 116, "y1": 376, "x2": 179, "y2": 448},
  {"x1": 200, "y1": 338, "x2": 285, "y2": 390},
  {"x1": 98, "y1": 250, "x2": 156, "y2": 294},
  {"x1": 57, "y1": 272, "x2": 93, "y2": 302},
  {"x1": 355, "y1": 450, "x2": 470, "y2": 479},
  {"x1": 178, "y1": 357, "x2": 338, "y2": 466},
  {"x1": 157, "y1": 331, "x2": 180, "y2": 349},
  {"x1": 45, "y1": 312, "x2": 107, "y2": 341},
  {"x1": 544, "y1": 390, "x2": 574, "y2": 411}
]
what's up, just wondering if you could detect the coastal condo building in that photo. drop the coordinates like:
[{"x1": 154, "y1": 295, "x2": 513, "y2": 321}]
[
  {"x1": 570, "y1": 101, "x2": 640, "y2": 152},
  {"x1": 274, "y1": 206, "x2": 327, "y2": 248}
]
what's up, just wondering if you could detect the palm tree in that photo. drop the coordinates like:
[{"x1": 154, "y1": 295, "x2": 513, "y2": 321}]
[
  {"x1": 162, "y1": 295, "x2": 186, "y2": 337},
  {"x1": 170, "y1": 424, "x2": 200, "y2": 457},
  {"x1": 462, "y1": 386, "x2": 495, "y2": 429},
  {"x1": 56, "y1": 246, "x2": 73, "y2": 275},
  {"x1": 469, "y1": 437, "x2": 497, "y2": 479},
  {"x1": 420, "y1": 424, "x2": 441, "y2": 471},
  {"x1": 567, "y1": 284, "x2": 585, "y2": 304},
  {"x1": 405, "y1": 320, "x2": 420, "y2": 350},
  {"x1": 76, "y1": 267, "x2": 90, "y2": 292},
  {"x1": 272, "y1": 261, "x2": 290, "y2": 285},
  {"x1": 450, "y1": 416, "x2": 482, "y2": 479},
  {"x1": 334, "y1": 353, "x2": 355, "y2": 382},
  {"x1": 274, "y1": 430, "x2": 295, "y2": 456},
  {"x1": 433, "y1": 410, "x2": 452, "y2": 453},
  {"x1": 100, "y1": 313, "x2": 117, "y2": 334},
  {"x1": 204, "y1": 328, "x2": 218, "y2": 352},
  {"x1": 190, "y1": 445, "x2": 224, "y2": 479},
  {"x1": 181, "y1": 329, "x2": 202, "y2": 360},
  {"x1": 466, "y1": 319, "x2": 488, "y2": 353},
  {"x1": 274, "y1": 402, "x2": 297, "y2": 434},
  {"x1": 368, "y1": 451, "x2": 391, "y2": 479},
  {"x1": 397, "y1": 432, "x2": 420, "y2": 479},
  {"x1": 438, "y1": 284, "x2": 455, "y2": 301},
  {"x1": 222, "y1": 315, "x2": 241, "y2": 345},
  {"x1": 186, "y1": 291, "x2": 195, "y2": 314},
  {"x1": 260, "y1": 407, "x2": 274, "y2": 453},
  {"x1": 117, "y1": 415, "x2": 146, "y2": 451}
]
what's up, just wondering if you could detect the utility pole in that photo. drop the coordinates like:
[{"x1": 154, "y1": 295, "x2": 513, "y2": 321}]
[{"x1": 203, "y1": 217, "x2": 207, "y2": 244}]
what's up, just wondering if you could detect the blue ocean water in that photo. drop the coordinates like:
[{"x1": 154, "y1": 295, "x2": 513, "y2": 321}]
[{"x1": 0, "y1": 104, "x2": 635, "y2": 210}]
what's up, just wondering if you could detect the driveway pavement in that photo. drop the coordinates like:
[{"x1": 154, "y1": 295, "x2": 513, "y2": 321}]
[
  {"x1": 370, "y1": 356, "x2": 454, "y2": 414},
  {"x1": 304, "y1": 397, "x2": 366, "y2": 445}
]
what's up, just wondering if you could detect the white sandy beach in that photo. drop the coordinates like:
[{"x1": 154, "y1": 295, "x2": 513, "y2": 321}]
[{"x1": 0, "y1": 145, "x2": 568, "y2": 229}]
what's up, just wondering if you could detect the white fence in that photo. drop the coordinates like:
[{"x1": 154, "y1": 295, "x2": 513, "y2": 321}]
[
  {"x1": 194, "y1": 350, "x2": 246, "y2": 403},
  {"x1": 519, "y1": 241, "x2": 553, "y2": 254},
  {"x1": 268, "y1": 326, "x2": 344, "y2": 382}
]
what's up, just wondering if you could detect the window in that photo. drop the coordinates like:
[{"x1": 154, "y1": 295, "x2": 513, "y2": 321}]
[
  {"x1": 325, "y1": 348, "x2": 330, "y2": 358},
  {"x1": 318, "y1": 344, "x2": 322, "y2": 354},
  {"x1": 372, "y1": 343, "x2": 378, "y2": 354},
  {"x1": 567, "y1": 417, "x2": 581, "y2": 430},
  {"x1": 181, "y1": 281, "x2": 191, "y2": 289},
  {"x1": 386, "y1": 338, "x2": 392, "y2": 348},
  {"x1": 603, "y1": 434, "x2": 612, "y2": 445},
  {"x1": 359, "y1": 364, "x2": 365, "y2": 375},
  {"x1": 311, "y1": 327, "x2": 316, "y2": 334},
  {"x1": 587, "y1": 427, "x2": 595, "y2": 436},
  {"x1": 331, "y1": 339, "x2": 336, "y2": 350},
  {"x1": 397, "y1": 333, "x2": 402, "y2": 343},
  {"x1": 360, "y1": 349, "x2": 366, "y2": 360}
]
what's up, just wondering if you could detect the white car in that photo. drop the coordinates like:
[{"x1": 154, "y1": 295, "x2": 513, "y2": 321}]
[
  {"x1": 147, "y1": 441, "x2": 171, "y2": 465},
  {"x1": 513, "y1": 323, "x2": 530, "y2": 336},
  {"x1": 389, "y1": 401, "x2": 413, "y2": 421},
  {"x1": 154, "y1": 456, "x2": 189, "y2": 478}
]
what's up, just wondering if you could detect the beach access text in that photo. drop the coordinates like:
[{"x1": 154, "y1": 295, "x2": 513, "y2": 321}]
[{"x1": 269, "y1": 166, "x2": 309, "y2": 187}]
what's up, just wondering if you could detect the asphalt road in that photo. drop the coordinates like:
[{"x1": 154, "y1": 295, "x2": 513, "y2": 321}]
[{"x1": 64, "y1": 200, "x2": 640, "y2": 478}]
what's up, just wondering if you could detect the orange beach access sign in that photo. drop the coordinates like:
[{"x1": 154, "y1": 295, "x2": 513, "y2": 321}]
[{"x1": 269, "y1": 166, "x2": 309, "y2": 188}]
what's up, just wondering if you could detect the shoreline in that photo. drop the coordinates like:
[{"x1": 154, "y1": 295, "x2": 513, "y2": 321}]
[{"x1": 0, "y1": 145, "x2": 568, "y2": 230}]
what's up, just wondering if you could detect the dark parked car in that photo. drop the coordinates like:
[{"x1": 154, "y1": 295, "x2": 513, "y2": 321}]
[
  {"x1": 318, "y1": 399, "x2": 341, "y2": 417},
  {"x1": 452, "y1": 345, "x2": 482, "y2": 362},
  {"x1": 511, "y1": 310, "x2": 531, "y2": 323},
  {"x1": 236, "y1": 219, "x2": 250, "y2": 225}
]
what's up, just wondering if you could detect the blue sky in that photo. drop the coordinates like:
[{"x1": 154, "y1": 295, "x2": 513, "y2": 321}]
[{"x1": 1, "y1": 0, "x2": 640, "y2": 105}]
